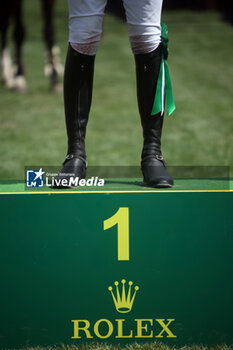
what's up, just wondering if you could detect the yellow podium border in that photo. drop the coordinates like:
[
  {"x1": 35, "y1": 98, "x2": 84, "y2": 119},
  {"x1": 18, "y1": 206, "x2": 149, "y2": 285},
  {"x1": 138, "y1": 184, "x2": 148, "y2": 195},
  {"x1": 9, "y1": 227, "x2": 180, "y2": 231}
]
[{"x1": 0, "y1": 189, "x2": 233, "y2": 195}]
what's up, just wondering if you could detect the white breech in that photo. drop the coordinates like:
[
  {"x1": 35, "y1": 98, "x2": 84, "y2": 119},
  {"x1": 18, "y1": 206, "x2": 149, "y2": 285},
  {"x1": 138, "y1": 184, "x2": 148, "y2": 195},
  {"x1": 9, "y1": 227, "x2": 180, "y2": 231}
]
[{"x1": 68, "y1": 0, "x2": 163, "y2": 55}]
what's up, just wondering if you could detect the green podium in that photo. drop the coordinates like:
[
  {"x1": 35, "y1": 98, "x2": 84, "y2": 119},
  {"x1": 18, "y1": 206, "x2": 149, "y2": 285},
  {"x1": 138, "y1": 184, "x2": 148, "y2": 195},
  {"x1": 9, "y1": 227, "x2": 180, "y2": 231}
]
[{"x1": 0, "y1": 180, "x2": 233, "y2": 348}]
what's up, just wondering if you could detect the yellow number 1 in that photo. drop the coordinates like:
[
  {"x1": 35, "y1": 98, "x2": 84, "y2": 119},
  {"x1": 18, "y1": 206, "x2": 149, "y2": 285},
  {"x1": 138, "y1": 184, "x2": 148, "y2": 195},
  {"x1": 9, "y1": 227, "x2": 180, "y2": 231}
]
[{"x1": 103, "y1": 207, "x2": 129, "y2": 261}]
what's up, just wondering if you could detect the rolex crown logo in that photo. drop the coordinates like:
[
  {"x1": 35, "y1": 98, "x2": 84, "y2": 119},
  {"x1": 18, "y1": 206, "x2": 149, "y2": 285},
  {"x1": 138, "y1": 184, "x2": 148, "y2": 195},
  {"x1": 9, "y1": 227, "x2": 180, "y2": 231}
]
[{"x1": 108, "y1": 279, "x2": 139, "y2": 313}]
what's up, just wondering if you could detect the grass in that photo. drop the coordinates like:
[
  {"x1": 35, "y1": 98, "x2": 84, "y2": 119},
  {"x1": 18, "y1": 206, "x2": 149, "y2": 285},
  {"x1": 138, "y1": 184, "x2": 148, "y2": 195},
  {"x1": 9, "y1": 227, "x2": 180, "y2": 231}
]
[
  {"x1": 1, "y1": 2, "x2": 233, "y2": 180},
  {"x1": 5, "y1": 343, "x2": 233, "y2": 350}
]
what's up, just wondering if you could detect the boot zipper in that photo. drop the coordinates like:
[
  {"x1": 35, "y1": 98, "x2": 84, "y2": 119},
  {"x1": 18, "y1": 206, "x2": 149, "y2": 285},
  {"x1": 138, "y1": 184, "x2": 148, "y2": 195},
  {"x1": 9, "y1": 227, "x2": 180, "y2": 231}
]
[{"x1": 77, "y1": 64, "x2": 85, "y2": 144}]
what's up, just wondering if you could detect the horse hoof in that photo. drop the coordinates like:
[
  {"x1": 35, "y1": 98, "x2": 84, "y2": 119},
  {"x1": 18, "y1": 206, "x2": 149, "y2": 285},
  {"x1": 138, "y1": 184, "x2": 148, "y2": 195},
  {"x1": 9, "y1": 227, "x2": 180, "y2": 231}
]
[
  {"x1": 13, "y1": 75, "x2": 27, "y2": 93},
  {"x1": 51, "y1": 82, "x2": 62, "y2": 94}
]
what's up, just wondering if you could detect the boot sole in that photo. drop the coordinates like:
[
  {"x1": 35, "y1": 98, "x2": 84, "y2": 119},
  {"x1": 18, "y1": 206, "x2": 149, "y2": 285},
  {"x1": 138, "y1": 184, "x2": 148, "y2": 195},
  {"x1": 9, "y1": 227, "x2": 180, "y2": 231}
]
[{"x1": 143, "y1": 179, "x2": 174, "y2": 189}]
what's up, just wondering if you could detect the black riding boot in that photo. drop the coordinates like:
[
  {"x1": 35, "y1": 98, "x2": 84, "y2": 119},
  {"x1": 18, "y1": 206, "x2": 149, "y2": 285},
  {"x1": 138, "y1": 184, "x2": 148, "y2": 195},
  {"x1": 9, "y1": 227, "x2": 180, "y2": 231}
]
[
  {"x1": 135, "y1": 44, "x2": 173, "y2": 188},
  {"x1": 55, "y1": 44, "x2": 95, "y2": 187}
]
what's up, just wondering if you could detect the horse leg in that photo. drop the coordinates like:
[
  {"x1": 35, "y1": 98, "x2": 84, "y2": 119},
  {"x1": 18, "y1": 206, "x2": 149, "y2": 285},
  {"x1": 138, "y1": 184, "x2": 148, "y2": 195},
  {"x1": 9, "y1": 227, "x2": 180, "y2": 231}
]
[
  {"x1": 12, "y1": 0, "x2": 27, "y2": 92},
  {"x1": 41, "y1": 0, "x2": 63, "y2": 92},
  {"x1": 0, "y1": 1, "x2": 14, "y2": 88}
]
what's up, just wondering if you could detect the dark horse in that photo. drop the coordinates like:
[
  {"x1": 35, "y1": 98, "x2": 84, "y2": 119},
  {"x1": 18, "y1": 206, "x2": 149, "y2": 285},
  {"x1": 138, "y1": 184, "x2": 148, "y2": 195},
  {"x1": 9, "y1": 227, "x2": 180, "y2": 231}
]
[{"x1": 0, "y1": 0, "x2": 63, "y2": 92}]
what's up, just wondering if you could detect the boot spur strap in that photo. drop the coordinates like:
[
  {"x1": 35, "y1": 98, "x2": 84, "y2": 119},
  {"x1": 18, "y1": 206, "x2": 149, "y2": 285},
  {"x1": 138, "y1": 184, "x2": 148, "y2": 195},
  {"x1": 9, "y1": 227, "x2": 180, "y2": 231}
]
[
  {"x1": 155, "y1": 154, "x2": 163, "y2": 161},
  {"x1": 154, "y1": 154, "x2": 167, "y2": 166},
  {"x1": 142, "y1": 154, "x2": 166, "y2": 166},
  {"x1": 63, "y1": 154, "x2": 87, "y2": 166},
  {"x1": 66, "y1": 154, "x2": 74, "y2": 160}
]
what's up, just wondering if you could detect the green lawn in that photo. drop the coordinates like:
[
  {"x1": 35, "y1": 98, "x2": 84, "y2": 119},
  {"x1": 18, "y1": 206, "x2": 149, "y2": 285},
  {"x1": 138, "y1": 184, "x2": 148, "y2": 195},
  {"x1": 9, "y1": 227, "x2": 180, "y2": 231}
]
[
  {"x1": 0, "y1": 177, "x2": 232, "y2": 193},
  {"x1": 1, "y1": 2, "x2": 233, "y2": 180}
]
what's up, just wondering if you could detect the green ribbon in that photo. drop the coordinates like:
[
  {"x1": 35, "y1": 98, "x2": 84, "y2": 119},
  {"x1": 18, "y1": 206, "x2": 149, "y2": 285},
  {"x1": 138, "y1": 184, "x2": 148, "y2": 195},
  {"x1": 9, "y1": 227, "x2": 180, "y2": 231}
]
[{"x1": 151, "y1": 23, "x2": 176, "y2": 116}]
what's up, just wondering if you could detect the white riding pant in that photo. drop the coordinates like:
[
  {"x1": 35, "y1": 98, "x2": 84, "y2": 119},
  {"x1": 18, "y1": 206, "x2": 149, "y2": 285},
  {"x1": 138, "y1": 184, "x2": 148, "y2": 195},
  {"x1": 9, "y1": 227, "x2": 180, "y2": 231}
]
[{"x1": 68, "y1": 0, "x2": 163, "y2": 55}]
